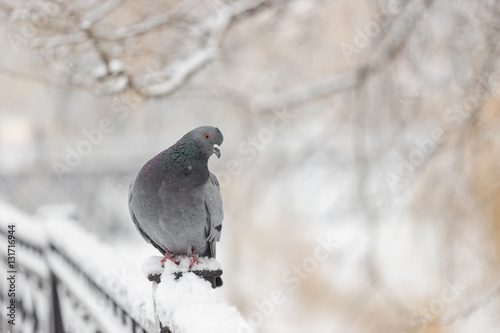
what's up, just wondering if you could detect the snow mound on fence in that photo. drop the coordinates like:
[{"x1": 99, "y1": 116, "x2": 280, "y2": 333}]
[{"x1": 154, "y1": 260, "x2": 252, "y2": 333}]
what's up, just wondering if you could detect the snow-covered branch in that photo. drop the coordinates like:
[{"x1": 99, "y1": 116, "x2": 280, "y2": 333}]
[
  {"x1": 368, "y1": 0, "x2": 433, "y2": 73},
  {"x1": 135, "y1": 0, "x2": 259, "y2": 98},
  {"x1": 80, "y1": 0, "x2": 125, "y2": 27},
  {"x1": 439, "y1": 280, "x2": 500, "y2": 326},
  {"x1": 131, "y1": 0, "x2": 270, "y2": 98},
  {"x1": 30, "y1": 33, "x2": 87, "y2": 48},
  {"x1": 2, "y1": 0, "x2": 274, "y2": 97},
  {"x1": 92, "y1": 0, "x2": 197, "y2": 41},
  {"x1": 251, "y1": 71, "x2": 362, "y2": 112},
  {"x1": 140, "y1": 47, "x2": 216, "y2": 97}
]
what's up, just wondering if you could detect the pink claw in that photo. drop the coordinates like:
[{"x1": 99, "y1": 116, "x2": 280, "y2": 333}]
[
  {"x1": 161, "y1": 250, "x2": 178, "y2": 267},
  {"x1": 189, "y1": 250, "x2": 200, "y2": 269}
]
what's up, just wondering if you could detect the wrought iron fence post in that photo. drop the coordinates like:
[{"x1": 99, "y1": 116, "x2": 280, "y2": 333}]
[{"x1": 50, "y1": 272, "x2": 64, "y2": 333}]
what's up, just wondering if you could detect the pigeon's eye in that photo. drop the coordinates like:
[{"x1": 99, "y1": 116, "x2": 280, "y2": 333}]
[{"x1": 204, "y1": 134, "x2": 210, "y2": 140}]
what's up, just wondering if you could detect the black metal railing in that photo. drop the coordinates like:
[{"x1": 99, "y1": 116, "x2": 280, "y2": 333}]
[
  {"x1": 0, "y1": 227, "x2": 49, "y2": 333},
  {"x1": 48, "y1": 243, "x2": 150, "y2": 333},
  {"x1": 0, "y1": 226, "x2": 150, "y2": 333}
]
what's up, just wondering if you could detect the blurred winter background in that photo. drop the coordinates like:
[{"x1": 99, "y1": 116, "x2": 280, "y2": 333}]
[{"x1": 1, "y1": 0, "x2": 500, "y2": 332}]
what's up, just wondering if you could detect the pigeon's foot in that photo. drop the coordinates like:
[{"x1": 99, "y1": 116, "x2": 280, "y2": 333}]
[
  {"x1": 189, "y1": 250, "x2": 200, "y2": 269},
  {"x1": 161, "y1": 250, "x2": 179, "y2": 267}
]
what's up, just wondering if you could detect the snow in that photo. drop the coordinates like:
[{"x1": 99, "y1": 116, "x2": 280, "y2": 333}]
[
  {"x1": 92, "y1": 60, "x2": 124, "y2": 78},
  {"x1": 154, "y1": 261, "x2": 251, "y2": 333},
  {"x1": 93, "y1": 64, "x2": 108, "y2": 78},
  {"x1": 109, "y1": 59, "x2": 124, "y2": 73},
  {"x1": 142, "y1": 255, "x2": 165, "y2": 276}
]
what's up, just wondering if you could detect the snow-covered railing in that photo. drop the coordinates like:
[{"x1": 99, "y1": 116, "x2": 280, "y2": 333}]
[
  {"x1": 47, "y1": 243, "x2": 149, "y2": 333},
  {"x1": 0, "y1": 226, "x2": 49, "y2": 333},
  {"x1": 0, "y1": 202, "x2": 151, "y2": 333},
  {"x1": 0, "y1": 203, "x2": 51, "y2": 333}
]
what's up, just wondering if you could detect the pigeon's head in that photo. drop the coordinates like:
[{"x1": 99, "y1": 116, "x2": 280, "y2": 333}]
[{"x1": 189, "y1": 126, "x2": 224, "y2": 159}]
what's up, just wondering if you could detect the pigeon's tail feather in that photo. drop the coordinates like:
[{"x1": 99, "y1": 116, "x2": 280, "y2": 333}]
[{"x1": 208, "y1": 240, "x2": 216, "y2": 258}]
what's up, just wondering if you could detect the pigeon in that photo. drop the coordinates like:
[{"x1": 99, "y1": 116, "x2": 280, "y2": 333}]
[{"x1": 128, "y1": 126, "x2": 224, "y2": 285}]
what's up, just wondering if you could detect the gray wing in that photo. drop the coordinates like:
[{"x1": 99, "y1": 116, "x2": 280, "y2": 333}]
[
  {"x1": 128, "y1": 178, "x2": 166, "y2": 255},
  {"x1": 205, "y1": 172, "x2": 223, "y2": 258}
]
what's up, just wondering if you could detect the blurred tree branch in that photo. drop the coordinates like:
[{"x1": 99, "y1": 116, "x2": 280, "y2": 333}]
[
  {"x1": 251, "y1": 0, "x2": 434, "y2": 113},
  {"x1": 440, "y1": 279, "x2": 500, "y2": 326},
  {"x1": 0, "y1": 0, "x2": 275, "y2": 97}
]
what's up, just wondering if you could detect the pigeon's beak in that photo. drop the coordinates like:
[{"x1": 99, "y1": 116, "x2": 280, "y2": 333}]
[{"x1": 213, "y1": 144, "x2": 221, "y2": 158}]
